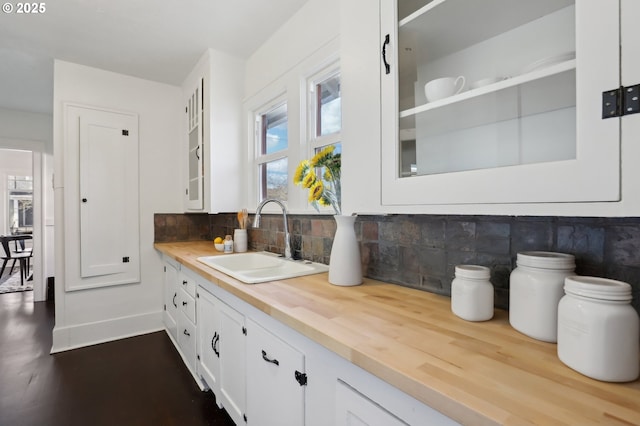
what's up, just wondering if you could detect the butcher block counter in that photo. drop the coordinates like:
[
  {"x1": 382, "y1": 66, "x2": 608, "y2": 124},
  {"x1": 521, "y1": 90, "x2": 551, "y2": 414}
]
[{"x1": 155, "y1": 241, "x2": 640, "y2": 425}]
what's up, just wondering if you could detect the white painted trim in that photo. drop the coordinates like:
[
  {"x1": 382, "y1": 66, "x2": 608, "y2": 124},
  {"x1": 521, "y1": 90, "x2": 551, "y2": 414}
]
[{"x1": 50, "y1": 310, "x2": 163, "y2": 353}]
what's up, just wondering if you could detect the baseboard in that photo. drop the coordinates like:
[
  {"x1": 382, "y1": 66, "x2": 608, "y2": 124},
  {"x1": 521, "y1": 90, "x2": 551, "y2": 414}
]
[{"x1": 51, "y1": 311, "x2": 164, "y2": 353}]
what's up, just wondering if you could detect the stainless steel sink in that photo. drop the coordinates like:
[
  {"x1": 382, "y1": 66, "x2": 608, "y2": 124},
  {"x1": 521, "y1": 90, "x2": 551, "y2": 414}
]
[{"x1": 197, "y1": 251, "x2": 329, "y2": 284}]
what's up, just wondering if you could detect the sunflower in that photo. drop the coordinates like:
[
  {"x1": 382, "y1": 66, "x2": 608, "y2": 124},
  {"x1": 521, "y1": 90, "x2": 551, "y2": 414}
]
[
  {"x1": 308, "y1": 180, "x2": 324, "y2": 202},
  {"x1": 310, "y1": 145, "x2": 335, "y2": 167},
  {"x1": 293, "y1": 160, "x2": 310, "y2": 185},
  {"x1": 301, "y1": 170, "x2": 316, "y2": 189}
]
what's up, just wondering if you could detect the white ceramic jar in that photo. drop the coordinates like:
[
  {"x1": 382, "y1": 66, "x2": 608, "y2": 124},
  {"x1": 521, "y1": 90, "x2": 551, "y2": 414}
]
[
  {"x1": 233, "y1": 229, "x2": 248, "y2": 253},
  {"x1": 451, "y1": 265, "x2": 494, "y2": 322},
  {"x1": 558, "y1": 276, "x2": 639, "y2": 382},
  {"x1": 509, "y1": 251, "x2": 575, "y2": 342}
]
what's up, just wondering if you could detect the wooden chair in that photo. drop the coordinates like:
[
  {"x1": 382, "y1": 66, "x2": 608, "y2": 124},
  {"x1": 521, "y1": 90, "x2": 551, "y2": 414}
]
[{"x1": 0, "y1": 236, "x2": 33, "y2": 286}]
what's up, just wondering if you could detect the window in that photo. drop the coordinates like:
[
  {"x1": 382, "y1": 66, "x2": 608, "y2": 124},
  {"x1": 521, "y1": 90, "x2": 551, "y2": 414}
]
[
  {"x1": 256, "y1": 101, "x2": 288, "y2": 202},
  {"x1": 8, "y1": 175, "x2": 33, "y2": 234},
  {"x1": 246, "y1": 53, "x2": 341, "y2": 212},
  {"x1": 307, "y1": 68, "x2": 342, "y2": 212}
]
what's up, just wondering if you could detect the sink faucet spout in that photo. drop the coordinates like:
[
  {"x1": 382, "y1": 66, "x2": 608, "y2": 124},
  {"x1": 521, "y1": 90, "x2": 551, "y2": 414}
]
[{"x1": 254, "y1": 198, "x2": 292, "y2": 259}]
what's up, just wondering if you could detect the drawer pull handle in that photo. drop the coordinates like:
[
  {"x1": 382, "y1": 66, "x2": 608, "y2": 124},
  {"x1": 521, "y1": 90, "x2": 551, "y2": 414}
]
[
  {"x1": 261, "y1": 350, "x2": 279, "y2": 366},
  {"x1": 172, "y1": 293, "x2": 177, "y2": 308},
  {"x1": 182, "y1": 301, "x2": 188, "y2": 306},
  {"x1": 182, "y1": 280, "x2": 188, "y2": 286},
  {"x1": 211, "y1": 332, "x2": 219, "y2": 357},
  {"x1": 183, "y1": 329, "x2": 190, "y2": 337}
]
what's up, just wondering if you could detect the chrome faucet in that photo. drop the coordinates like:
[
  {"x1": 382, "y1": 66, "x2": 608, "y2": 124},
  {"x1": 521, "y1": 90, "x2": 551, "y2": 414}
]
[{"x1": 254, "y1": 198, "x2": 292, "y2": 259}]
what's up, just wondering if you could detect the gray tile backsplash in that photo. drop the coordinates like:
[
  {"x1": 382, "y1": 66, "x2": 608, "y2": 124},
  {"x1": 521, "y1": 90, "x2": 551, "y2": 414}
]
[{"x1": 155, "y1": 213, "x2": 640, "y2": 314}]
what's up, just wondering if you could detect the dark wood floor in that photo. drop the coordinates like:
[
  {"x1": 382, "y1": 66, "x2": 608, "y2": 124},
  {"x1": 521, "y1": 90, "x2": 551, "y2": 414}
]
[{"x1": 0, "y1": 291, "x2": 236, "y2": 426}]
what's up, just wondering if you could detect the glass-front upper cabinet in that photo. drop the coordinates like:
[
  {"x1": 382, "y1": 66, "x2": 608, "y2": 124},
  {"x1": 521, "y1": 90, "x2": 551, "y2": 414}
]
[{"x1": 381, "y1": 0, "x2": 622, "y2": 205}]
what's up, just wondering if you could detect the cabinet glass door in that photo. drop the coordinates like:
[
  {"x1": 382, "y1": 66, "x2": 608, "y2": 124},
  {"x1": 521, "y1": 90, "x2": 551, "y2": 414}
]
[{"x1": 381, "y1": 0, "x2": 621, "y2": 205}]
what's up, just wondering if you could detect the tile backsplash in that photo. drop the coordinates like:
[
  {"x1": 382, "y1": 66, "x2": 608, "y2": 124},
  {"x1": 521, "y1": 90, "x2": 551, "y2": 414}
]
[{"x1": 154, "y1": 213, "x2": 640, "y2": 314}]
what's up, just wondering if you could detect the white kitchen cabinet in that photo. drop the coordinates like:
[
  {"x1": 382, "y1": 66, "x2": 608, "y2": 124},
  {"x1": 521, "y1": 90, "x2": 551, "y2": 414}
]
[
  {"x1": 218, "y1": 299, "x2": 247, "y2": 425},
  {"x1": 163, "y1": 258, "x2": 179, "y2": 341},
  {"x1": 246, "y1": 319, "x2": 305, "y2": 426},
  {"x1": 181, "y1": 49, "x2": 245, "y2": 213},
  {"x1": 185, "y1": 77, "x2": 204, "y2": 210},
  {"x1": 336, "y1": 380, "x2": 408, "y2": 426},
  {"x1": 162, "y1": 257, "x2": 203, "y2": 388},
  {"x1": 379, "y1": 0, "x2": 627, "y2": 206},
  {"x1": 177, "y1": 269, "x2": 198, "y2": 376},
  {"x1": 197, "y1": 285, "x2": 222, "y2": 399}
]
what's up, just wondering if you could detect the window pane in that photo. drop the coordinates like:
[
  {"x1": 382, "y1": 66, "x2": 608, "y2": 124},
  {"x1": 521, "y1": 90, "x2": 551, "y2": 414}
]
[
  {"x1": 316, "y1": 75, "x2": 341, "y2": 136},
  {"x1": 260, "y1": 158, "x2": 288, "y2": 201},
  {"x1": 261, "y1": 103, "x2": 288, "y2": 155}
]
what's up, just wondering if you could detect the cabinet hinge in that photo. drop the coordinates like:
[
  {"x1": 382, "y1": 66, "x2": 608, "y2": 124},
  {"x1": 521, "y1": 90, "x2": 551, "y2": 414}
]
[
  {"x1": 242, "y1": 326, "x2": 247, "y2": 336},
  {"x1": 295, "y1": 370, "x2": 307, "y2": 386},
  {"x1": 163, "y1": 304, "x2": 166, "y2": 311},
  {"x1": 185, "y1": 188, "x2": 189, "y2": 196},
  {"x1": 602, "y1": 84, "x2": 640, "y2": 118},
  {"x1": 197, "y1": 354, "x2": 200, "y2": 361},
  {"x1": 243, "y1": 413, "x2": 247, "y2": 423}
]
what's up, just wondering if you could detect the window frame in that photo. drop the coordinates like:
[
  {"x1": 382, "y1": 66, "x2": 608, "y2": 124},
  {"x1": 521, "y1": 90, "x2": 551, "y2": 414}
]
[{"x1": 253, "y1": 94, "x2": 290, "y2": 205}]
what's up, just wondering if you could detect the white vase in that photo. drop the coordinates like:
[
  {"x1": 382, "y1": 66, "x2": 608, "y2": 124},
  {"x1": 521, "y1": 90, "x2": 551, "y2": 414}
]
[{"x1": 329, "y1": 215, "x2": 362, "y2": 286}]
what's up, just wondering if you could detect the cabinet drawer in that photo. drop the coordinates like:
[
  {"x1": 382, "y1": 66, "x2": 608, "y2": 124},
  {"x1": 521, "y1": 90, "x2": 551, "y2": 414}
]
[
  {"x1": 178, "y1": 313, "x2": 197, "y2": 369},
  {"x1": 179, "y1": 272, "x2": 197, "y2": 298},
  {"x1": 179, "y1": 289, "x2": 196, "y2": 324}
]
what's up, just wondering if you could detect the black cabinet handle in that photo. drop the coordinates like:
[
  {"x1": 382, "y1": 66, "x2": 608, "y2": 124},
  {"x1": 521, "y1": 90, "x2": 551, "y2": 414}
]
[
  {"x1": 195, "y1": 145, "x2": 200, "y2": 160},
  {"x1": 182, "y1": 280, "x2": 188, "y2": 286},
  {"x1": 182, "y1": 301, "x2": 188, "y2": 307},
  {"x1": 212, "y1": 332, "x2": 219, "y2": 357},
  {"x1": 261, "y1": 350, "x2": 279, "y2": 366},
  {"x1": 382, "y1": 34, "x2": 391, "y2": 75},
  {"x1": 183, "y1": 329, "x2": 190, "y2": 337},
  {"x1": 82, "y1": 198, "x2": 88, "y2": 203},
  {"x1": 172, "y1": 293, "x2": 177, "y2": 308}
]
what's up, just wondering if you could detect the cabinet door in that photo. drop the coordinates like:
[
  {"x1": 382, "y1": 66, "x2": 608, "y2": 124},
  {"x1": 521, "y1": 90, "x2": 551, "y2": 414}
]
[
  {"x1": 185, "y1": 77, "x2": 204, "y2": 210},
  {"x1": 336, "y1": 381, "x2": 408, "y2": 426},
  {"x1": 163, "y1": 260, "x2": 179, "y2": 340},
  {"x1": 219, "y1": 301, "x2": 247, "y2": 425},
  {"x1": 246, "y1": 319, "x2": 305, "y2": 426},
  {"x1": 380, "y1": 0, "x2": 621, "y2": 205},
  {"x1": 197, "y1": 288, "x2": 221, "y2": 395}
]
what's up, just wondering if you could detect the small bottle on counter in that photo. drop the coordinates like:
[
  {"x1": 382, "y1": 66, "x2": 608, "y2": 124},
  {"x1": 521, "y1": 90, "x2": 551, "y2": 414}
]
[
  {"x1": 451, "y1": 265, "x2": 494, "y2": 322},
  {"x1": 223, "y1": 235, "x2": 233, "y2": 253},
  {"x1": 558, "y1": 276, "x2": 639, "y2": 382}
]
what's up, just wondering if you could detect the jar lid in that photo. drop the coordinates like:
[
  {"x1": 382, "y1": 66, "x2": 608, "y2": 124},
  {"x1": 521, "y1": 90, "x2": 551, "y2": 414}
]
[
  {"x1": 516, "y1": 251, "x2": 575, "y2": 270},
  {"x1": 564, "y1": 276, "x2": 632, "y2": 301},
  {"x1": 455, "y1": 265, "x2": 490, "y2": 279}
]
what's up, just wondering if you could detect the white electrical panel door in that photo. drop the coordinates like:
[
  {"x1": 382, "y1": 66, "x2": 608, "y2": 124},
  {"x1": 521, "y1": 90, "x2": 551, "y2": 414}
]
[{"x1": 64, "y1": 104, "x2": 140, "y2": 290}]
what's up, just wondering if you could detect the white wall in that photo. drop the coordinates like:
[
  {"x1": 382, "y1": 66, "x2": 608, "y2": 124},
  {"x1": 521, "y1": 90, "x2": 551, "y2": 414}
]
[
  {"x1": 52, "y1": 60, "x2": 183, "y2": 352},
  {"x1": 244, "y1": 0, "x2": 340, "y2": 98}
]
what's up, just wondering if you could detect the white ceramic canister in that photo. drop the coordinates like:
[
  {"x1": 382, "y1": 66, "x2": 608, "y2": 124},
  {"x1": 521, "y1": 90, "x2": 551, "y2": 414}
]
[
  {"x1": 558, "y1": 276, "x2": 639, "y2": 382},
  {"x1": 451, "y1": 265, "x2": 494, "y2": 322},
  {"x1": 509, "y1": 251, "x2": 575, "y2": 342},
  {"x1": 233, "y1": 229, "x2": 248, "y2": 253}
]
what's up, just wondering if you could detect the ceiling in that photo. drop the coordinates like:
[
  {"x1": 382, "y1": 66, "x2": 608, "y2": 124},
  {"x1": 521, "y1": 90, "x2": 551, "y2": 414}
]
[{"x1": 0, "y1": 0, "x2": 309, "y2": 114}]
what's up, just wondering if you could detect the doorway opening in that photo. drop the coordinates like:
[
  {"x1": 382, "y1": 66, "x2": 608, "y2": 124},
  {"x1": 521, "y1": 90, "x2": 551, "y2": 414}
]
[{"x1": 0, "y1": 147, "x2": 47, "y2": 302}]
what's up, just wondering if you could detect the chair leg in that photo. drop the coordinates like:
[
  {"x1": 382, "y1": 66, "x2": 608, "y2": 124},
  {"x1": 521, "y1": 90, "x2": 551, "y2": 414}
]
[
  {"x1": 19, "y1": 259, "x2": 25, "y2": 286},
  {"x1": 0, "y1": 259, "x2": 8, "y2": 278},
  {"x1": 9, "y1": 259, "x2": 17, "y2": 276}
]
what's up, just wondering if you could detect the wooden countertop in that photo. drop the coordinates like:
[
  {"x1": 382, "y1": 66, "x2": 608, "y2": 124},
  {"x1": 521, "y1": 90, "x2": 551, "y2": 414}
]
[{"x1": 155, "y1": 241, "x2": 640, "y2": 425}]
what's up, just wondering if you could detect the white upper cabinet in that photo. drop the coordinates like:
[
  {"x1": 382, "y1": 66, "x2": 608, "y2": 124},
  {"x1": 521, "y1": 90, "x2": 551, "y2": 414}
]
[
  {"x1": 380, "y1": 0, "x2": 623, "y2": 205},
  {"x1": 182, "y1": 49, "x2": 245, "y2": 213}
]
